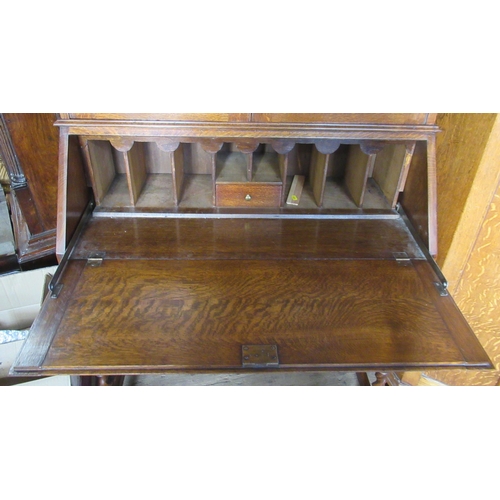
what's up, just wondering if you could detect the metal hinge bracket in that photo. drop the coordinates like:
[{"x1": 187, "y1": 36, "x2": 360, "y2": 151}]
[
  {"x1": 242, "y1": 345, "x2": 279, "y2": 368},
  {"x1": 50, "y1": 284, "x2": 63, "y2": 299},
  {"x1": 433, "y1": 282, "x2": 449, "y2": 296},
  {"x1": 396, "y1": 203, "x2": 449, "y2": 294},
  {"x1": 86, "y1": 252, "x2": 105, "y2": 267},
  {"x1": 393, "y1": 252, "x2": 412, "y2": 266},
  {"x1": 49, "y1": 195, "x2": 95, "y2": 299}
]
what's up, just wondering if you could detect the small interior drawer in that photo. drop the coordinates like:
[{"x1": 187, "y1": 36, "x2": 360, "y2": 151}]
[{"x1": 215, "y1": 183, "x2": 282, "y2": 207}]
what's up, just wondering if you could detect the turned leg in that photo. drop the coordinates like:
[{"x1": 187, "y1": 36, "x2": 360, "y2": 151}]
[
  {"x1": 97, "y1": 375, "x2": 125, "y2": 386},
  {"x1": 356, "y1": 372, "x2": 371, "y2": 386},
  {"x1": 70, "y1": 375, "x2": 125, "y2": 386},
  {"x1": 373, "y1": 372, "x2": 402, "y2": 386}
]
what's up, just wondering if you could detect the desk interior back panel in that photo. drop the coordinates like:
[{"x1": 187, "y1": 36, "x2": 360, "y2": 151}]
[{"x1": 72, "y1": 217, "x2": 425, "y2": 261}]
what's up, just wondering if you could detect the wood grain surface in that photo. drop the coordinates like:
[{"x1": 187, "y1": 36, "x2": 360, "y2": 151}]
[
  {"x1": 399, "y1": 140, "x2": 431, "y2": 252},
  {"x1": 56, "y1": 120, "x2": 439, "y2": 141},
  {"x1": 0, "y1": 114, "x2": 59, "y2": 263},
  {"x1": 124, "y1": 142, "x2": 147, "y2": 205},
  {"x1": 372, "y1": 143, "x2": 414, "y2": 208},
  {"x1": 25, "y1": 113, "x2": 491, "y2": 378},
  {"x1": 1, "y1": 113, "x2": 59, "y2": 230},
  {"x1": 71, "y1": 217, "x2": 425, "y2": 261},
  {"x1": 7, "y1": 190, "x2": 56, "y2": 264},
  {"x1": 405, "y1": 114, "x2": 500, "y2": 385},
  {"x1": 16, "y1": 258, "x2": 489, "y2": 373},
  {"x1": 172, "y1": 145, "x2": 184, "y2": 205},
  {"x1": 83, "y1": 140, "x2": 116, "y2": 204},
  {"x1": 12, "y1": 260, "x2": 87, "y2": 370},
  {"x1": 426, "y1": 188, "x2": 500, "y2": 384},
  {"x1": 344, "y1": 145, "x2": 372, "y2": 206},
  {"x1": 216, "y1": 183, "x2": 282, "y2": 207},
  {"x1": 68, "y1": 113, "x2": 252, "y2": 122},
  {"x1": 67, "y1": 113, "x2": 430, "y2": 125},
  {"x1": 437, "y1": 114, "x2": 500, "y2": 282},
  {"x1": 310, "y1": 148, "x2": 329, "y2": 206},
  {"x1": 56, "y1": 134, "x2": 90, "y2": 259},
  {"x1": 251, "y1": 114, "x2": 430, "y2": 125}
]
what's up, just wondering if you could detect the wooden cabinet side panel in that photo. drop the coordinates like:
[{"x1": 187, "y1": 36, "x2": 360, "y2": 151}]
[
  {"x1": 56, "y1": 133, "x2": 90, "y2": 259},
  {"x1": 433, "y1": 113, "x2": 499, "y2": 270},
  {"x1": 398, "y1": 140, "x2": 431, "y2": 251},
  {"x1": 8, "y1": 189, "x2": 56, "y2": 263},
  {"x1": 8, "y1": 185, "x2": 44, "y2": 235},
  {"x1": 426, "y1": 185, "x2": 500, "y2": 385},
  {"x1": 1, "y1": 113, "x2": 59, "y2": 231},
  {"x1": 423, "y1": 114, "x2": 500, "y2": 385}
]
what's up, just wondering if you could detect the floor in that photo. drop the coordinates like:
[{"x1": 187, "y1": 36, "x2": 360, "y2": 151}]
[{"x1": 123, "y1": 372, "x2": 363, "y2": 386}]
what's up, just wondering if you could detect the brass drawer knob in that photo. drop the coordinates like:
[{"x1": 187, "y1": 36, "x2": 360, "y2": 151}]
[{"x1": 245, "y1": 194, "x2": 252, "y2": 201}]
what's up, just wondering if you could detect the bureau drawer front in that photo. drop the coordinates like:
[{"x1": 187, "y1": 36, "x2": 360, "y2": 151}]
[{"x1": 216, "y1": 183, "x2": 282, "y2": 207}]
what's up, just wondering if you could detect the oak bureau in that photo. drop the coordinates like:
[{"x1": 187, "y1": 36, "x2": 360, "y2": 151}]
[{"x1": 10, "y1": 113, "x2": 492, "y2": 384}]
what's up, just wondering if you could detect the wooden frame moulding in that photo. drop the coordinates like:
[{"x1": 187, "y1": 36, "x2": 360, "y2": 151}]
[
  {"x1": 7, "y1": 189, "x2": 57, "y2": 264},
  {"x1": 56, "y1": 119, "x2": 440, "y2": 142}
]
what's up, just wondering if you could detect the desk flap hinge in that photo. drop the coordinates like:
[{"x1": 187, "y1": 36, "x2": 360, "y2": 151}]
[
  {"x1": 433, "y1": 281, "x2": 449, "y2": 296},
  {"x1": 87, "y1": 252, "x2": 105, "y2": 267},
  {"x1": 242, "y1": 345, "x2": 279, "y2": 368},
  {"x1": 50, "y1": 284, "x2": 63, "y2": 299},
  {"x1": 393, "y1": 252, "x2": 412, "y2": 266}
]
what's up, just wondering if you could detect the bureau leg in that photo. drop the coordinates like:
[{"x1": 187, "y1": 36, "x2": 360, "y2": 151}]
[
  {"x1": 373, "y1": 372, "x2": 402, "y2": 386},
  {"x1": 97, "y1": 375, "x2": 125, "y2": 386},
  {"x1": 356, "y1": 372, "x2": 372, "y2": 386},
  {"x1": 70, "y1": 375, "x2": 125, "y2": 386}
]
